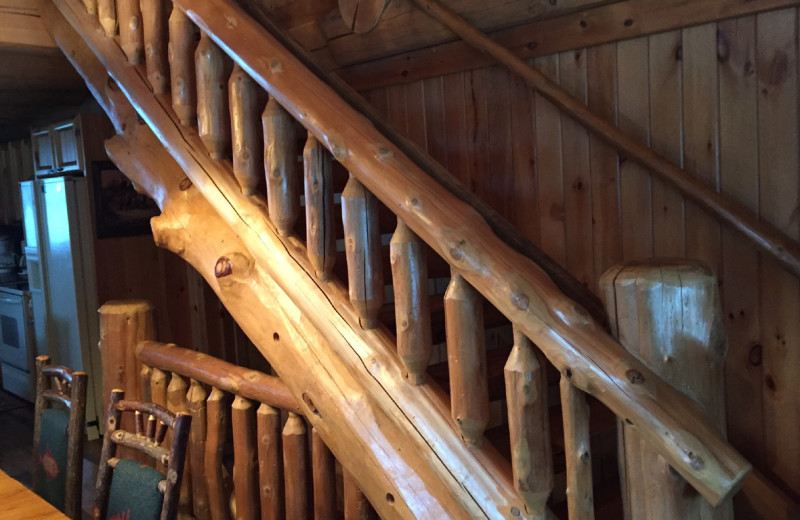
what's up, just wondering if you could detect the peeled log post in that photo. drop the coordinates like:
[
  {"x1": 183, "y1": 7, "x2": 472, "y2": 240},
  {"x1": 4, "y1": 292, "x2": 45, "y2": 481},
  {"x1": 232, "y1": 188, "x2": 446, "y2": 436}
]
[
  {"x1": 283, "y1": 412, "x2": 310, "y2": 520},
  {"x1": 444, "y1": 271, "x2": 488, "y2": 447},
  {"x1": 312, "y1": 428, "x2": 336, "y2": 520},
  {"x1": 96, "y1": 0, "x2": 115, "y2": 37},
  {"x1": 187, "y1": 379, "x2": 210, "y2": 520},
  {"x1": 303, "y1": 133, "x2": 335, "y2": 280},
  {"x1": 167, "y1": 372, "x2": 193, "y2": 513},
  {"x1": 196, "y1": 31, "x2": 231, "y2": 159},
  {"x1": 205, "y1": 387, "x2": 232, "y2": 520},
  {"x1": 230, "y1": 64, "x2": 264, "y2": 196},
  {"x1": 600, "y1": 261, "x2": 735, "y2": 520},
  {"x1": 560, "y1": 376, "x2": 594, "y2": 520},
  {"x1": 141, "y1": 0, "x2": 168, "y2": 94},
  {"x1": 257, "y1": 403, "x2": 284, "y2": 520},
  {"x1": 390, "y1": 219, "x2": 432, "y2": 385},
  {"x1": 263, "y1": 97, "x2": 299, "y2": 236},
  {"x1": 342, "y1": 174, "x2": 383, "y2": 329},
  {"x1": 117, "y1": 0, "x2": 143, "y2": 64},
  {"x1": 98, "y1": 300, "x2": 155, "y2": 461},
  {"x1": 168, "y1": 7, "x2": 198, "y2": 126},
  {"x1": 504, "y1": 328, "x2": 553, "y2": 517},
  {"x1": 232, "y1": 396, "x2": 260, "y2": 520},
  {"x1": 344, "y1": 471, "x2": 379, "y2": 520}
]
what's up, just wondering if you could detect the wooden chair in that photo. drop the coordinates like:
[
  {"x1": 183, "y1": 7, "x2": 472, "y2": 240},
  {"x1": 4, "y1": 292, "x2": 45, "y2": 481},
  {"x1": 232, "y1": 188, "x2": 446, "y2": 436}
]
[
  {"x1": 93, "y1": 389, "x2": 191, "y2": 520},
  {"x1": 33, "y1": 355, "x2": 88, "y2": 520}
]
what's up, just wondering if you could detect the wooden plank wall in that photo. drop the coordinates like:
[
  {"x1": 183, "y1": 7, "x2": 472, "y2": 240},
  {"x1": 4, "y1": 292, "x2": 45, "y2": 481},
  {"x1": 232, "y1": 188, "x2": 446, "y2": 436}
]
[{"x1": 361, "y1": 7, "x2": 800, "y2": 500}]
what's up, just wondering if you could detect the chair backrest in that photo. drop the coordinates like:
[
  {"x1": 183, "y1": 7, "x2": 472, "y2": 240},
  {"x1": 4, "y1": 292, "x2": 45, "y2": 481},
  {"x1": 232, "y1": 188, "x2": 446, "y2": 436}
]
[
  {"x1": 93, "y1": 389, "x2": 191, "y2": 520},
  {"x1": 32, "y1": 355, "x2": 88, "y2": 520}
]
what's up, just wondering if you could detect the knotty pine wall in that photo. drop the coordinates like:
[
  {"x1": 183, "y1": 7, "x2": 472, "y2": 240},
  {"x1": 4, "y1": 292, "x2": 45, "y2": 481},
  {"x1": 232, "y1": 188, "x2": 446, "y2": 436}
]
[{"x1": 359, "y1": 8, "x2": 800, "y2": 499}]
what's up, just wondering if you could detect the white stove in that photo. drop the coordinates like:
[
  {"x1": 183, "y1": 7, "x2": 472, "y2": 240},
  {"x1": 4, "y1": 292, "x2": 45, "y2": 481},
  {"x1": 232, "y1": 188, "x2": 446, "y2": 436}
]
[{"x1": 0, "y1": 284, "x2": 35, "y2": 400}]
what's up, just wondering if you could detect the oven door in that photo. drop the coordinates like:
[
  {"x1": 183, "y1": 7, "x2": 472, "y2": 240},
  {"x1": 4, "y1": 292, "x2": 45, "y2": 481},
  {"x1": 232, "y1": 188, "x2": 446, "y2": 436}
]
[{"x1": 0, "y1": 290, "x2": 31, "y2": 370}]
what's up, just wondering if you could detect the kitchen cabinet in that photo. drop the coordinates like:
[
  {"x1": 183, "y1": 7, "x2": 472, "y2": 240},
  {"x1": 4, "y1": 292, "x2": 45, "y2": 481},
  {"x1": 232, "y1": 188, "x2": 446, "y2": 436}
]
[{"x1": 32, "y1": 116, "x2": 83, "y2": 176}]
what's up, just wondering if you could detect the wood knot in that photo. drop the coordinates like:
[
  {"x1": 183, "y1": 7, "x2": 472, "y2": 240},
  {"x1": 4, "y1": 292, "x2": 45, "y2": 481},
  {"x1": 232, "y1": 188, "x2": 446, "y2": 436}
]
[
  {"x1": 225, "y1": 15, "x2": 238, "y2": 28},
  {"x1": 625, "y1": 369, "x2": 645, "y2": 384},
  {"x1": 375, "y1": 146, "x2": 393, "y2": 160},
  {"x1": 687, "y1": 452, "x2": 704, "y2": 471},
  {"x1": 511, "y1": 291, "x2": 529, "y2": 310},
  {"x1": 179, "y1": 177, "x2": 193, "y2": 191},
  {"x1": 215, "y1": 257, "x2": 233, "y2": 278}
]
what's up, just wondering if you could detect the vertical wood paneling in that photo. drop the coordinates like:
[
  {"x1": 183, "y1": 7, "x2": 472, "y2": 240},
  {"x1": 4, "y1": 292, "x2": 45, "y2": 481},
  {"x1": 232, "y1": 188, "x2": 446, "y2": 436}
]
[
  {"x1": 386, "y1": 83, "x2": 408, "y2": 135},
  {"x1": 443, "y1": 72, "x2": 470, "y2": 188},
  {"x1": 486, "y1": 67, "x2": 514, "y2": 222},
  {"x1": 617, "y1": 38, "x2": 653, "y2": 261},
  {"x1": 464, "y1": 68, "x2": 489, "y2": 197},
  {"x1": 648, "y1": 30, "x2": 685, "y2": 257},
  {"x1": 757, "y1": 8, "x2": 800, "y2": 493},
  {"x1": 533, "y1": 55, "x2": 566, "y2": 266},
  {"x1": 559, "y1": 49, "x2": 594, "y2": 288},
  {"x1": 683, "y1": 23, "x2": 722, "y2": 274},
  {"x1": 717, "y1": 16, "x2": 763, "y2": 466},
  {"x1": 423, "y1": 76, "x2": 448, "y2": 166},
  {"x1": 405, "y1": 79, "x2": 427, "y2": 150},
  {"x1": 587, "y1": 43, "x2": 621, "y2": 281},
  {"x1": 509, "y1": 70, "x2": 539, "y2": 245}
]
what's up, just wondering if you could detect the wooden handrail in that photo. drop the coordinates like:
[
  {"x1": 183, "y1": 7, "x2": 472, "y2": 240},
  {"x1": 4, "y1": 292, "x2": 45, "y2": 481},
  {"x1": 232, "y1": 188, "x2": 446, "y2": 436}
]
[
  {"x1": 409, "y1": 0, "x2": 800, "y2": 280},
  {"x1": 136, "y1": 341, "x2": 303, "y2": 414}
]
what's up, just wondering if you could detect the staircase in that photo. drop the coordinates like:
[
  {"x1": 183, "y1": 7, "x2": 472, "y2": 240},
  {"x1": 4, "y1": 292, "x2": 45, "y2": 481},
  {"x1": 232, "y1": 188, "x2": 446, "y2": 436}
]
[{"x1": 43, "y1": 0, "x2": 753, "y2": 518}]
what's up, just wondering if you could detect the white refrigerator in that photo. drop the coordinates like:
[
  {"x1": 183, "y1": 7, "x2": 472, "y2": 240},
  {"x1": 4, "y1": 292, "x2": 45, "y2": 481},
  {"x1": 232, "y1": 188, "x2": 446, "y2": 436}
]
[{"x1": 21, "y1": 177, "x2": 102, "y2": 436}]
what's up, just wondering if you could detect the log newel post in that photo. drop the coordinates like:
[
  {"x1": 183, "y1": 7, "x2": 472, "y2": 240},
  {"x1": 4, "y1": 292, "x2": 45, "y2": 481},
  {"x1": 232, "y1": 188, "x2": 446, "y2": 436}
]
[
  {"x1": 303, "y1": 133, "x2": 335, "y2": 280},
  {"x1": 599, "y1": 260, "x2": 735, "y2": 520},
  {"x1": 98, "y1": 299, "x2": 155, "y2": 460},
  {"x1": 196, "y1": 31, "x2": 231, "y2": 160},
  {"x1": 168, "y1": 6, "x2": 198, "y2": 127},
  {"x1": 263, "y1": 97, "x2": 299, "y2": 236},
  {"x1": 505, "y1": 327, "x2": 553, "y2": 517},
  {"x1": 390, "y1": 219, "x2": 432, "y2": 385},
  {"x1": 230, "y1": 64, "x2": 264, "y2": 196},
  {"x1": 444, "y1": 270, "x2": 488, "y2": 447},
  {"x1": 342, "y1": 174, "x2": 384, "y2": 329}
]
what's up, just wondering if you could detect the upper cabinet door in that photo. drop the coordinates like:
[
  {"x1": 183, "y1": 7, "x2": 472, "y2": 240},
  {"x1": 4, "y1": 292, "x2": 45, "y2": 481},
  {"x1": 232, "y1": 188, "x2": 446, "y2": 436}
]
[
  {"x1": 31, "y1": 127, "x2": 55, "y2": 175},
  {"x1": 52, "y1": 119, "x2": 83, "y2": 173}
]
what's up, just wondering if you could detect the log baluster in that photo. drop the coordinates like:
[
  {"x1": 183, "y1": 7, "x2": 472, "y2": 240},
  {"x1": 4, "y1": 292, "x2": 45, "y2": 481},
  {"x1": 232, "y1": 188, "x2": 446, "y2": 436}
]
[
  {"x1": 140, "y1": 0, "x2": 168, "y2": 94},
  {"x1": 283, "y1": 412, "x2": 310, "y2": 520},
  {"x1": 97, "y1": 0, "x2": 116, "y2": 38},
  {"x1": 257, "y1": 403, "x2": 284, "y2": 520},
  {"x1": 150, "y1": 368, "x2": 168, "y2": 408},
  {"x1": 82, "y1": 0, "x2": 97, "y2": 15},
  {"x1": 390, "y1": 219, "x2": 432, "y2": 385},
  {"x1": 232, "y1": 396, "x2": 260, "y2": 520},
  {"x1": 560, "y1": 376, "x2": 594, "y2": 520},
  {"x1": 312, "y1": 428, "x2": 336, "y2": 520},
  {"x1": 168, "y1": 6, "x2": 198, "y2": 126},
  {"x1": 344, "y1": 471, "x2": 378, "y2": 520},
  {"x1": 187, "y1": 379, "x2": 210, "y2": 520},
  {"x1": 505, "y1": 328, "x2": 553, "y2": 517},
  {"x1": 262, "y1": 97, "x2": 299, "y2": 236},
  {"x1": 167, "y1": 372, "x2": 193, "y2": 513},
  {"x1": 140, "y1": 364, "x2": 153, "y2": 402},
  {"x1": 196, "y1": 31, "x2": 231, "y2": 159},
  {"x1": 206, "y1": 387, "x2": 231, "y2": 520},
  {"x1": 444, "y1": 271, "x2": 488, "y2": 447},
  {"x1": 342, "y1": 174, "x2": 383, "y2": 329},
  {"x1": 117, "y1": 0, "x2": 143, "y2": 65},
  {"x1": 230, "y1": 64, "x2": 264, "y2": 196},
  {"x1": 303, "y1": 133, "x2": 335, "y2": 280}
]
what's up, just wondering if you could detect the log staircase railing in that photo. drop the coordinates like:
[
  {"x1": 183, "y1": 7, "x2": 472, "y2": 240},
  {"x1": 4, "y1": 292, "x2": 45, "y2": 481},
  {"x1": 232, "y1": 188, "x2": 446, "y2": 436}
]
[
  {"x1": 135, "y1": 340, "x2": 379, "y2": 520},
  {"x1": 50, "y1": 0, "x2": 752, "y2": 518}
]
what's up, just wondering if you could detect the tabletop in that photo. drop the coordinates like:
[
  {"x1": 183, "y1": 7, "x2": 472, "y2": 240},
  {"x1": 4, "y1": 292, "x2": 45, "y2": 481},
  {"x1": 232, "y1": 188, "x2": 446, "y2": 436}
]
[{"x1": 0, "y1": 468, "x2": 69, "y2": 519}]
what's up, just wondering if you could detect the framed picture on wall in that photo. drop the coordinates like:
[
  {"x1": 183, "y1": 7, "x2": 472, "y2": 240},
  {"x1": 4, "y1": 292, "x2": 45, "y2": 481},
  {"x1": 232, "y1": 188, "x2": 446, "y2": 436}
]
[{"x1": 92, "y1": 161, "x2": 160, "y2": 239}]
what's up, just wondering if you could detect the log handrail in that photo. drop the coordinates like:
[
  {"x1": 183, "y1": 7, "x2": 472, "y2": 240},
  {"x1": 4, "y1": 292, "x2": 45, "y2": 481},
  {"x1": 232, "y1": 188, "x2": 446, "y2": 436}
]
[
  {"x1": 51, "y1": 0, "x2": 752, "y2": 512},
  {"x1": 136, "y1": 341, "x2": 302, "y2": 414},
  {"x1": 409, "y1": 0, "x2": 800, "y2": 280}
]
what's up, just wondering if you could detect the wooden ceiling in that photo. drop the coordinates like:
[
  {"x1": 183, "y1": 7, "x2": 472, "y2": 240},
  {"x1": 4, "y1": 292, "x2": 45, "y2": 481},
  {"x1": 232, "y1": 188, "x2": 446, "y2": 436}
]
[{"x1": 0, "y1": 1, "x2": 89, "y2": 142}]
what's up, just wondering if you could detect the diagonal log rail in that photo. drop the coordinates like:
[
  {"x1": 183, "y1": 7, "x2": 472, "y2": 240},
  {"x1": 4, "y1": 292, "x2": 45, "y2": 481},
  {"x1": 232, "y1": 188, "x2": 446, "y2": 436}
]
[
  {"x1": 52, "y1": 0, "x2": 751, "y2": 507},
  {"x1": 409, "y1": 0, "x2": 800, "y2": 280}
]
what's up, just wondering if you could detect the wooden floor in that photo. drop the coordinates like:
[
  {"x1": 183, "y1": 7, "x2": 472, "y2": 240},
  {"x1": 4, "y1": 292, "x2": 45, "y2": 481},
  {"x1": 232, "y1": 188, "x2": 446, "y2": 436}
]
[{"x1": 0, "y1": 390, "x2": 98, "y2": 520}]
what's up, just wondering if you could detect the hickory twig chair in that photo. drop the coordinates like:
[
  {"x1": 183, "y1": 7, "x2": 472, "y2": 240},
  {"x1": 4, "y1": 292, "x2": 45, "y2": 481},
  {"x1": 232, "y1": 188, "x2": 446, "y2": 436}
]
[
  {"x1": 93, "y1": 389, "x2": 191, "y2": 520},
  {"x1": 33, "y1": 355, "x2": 88, "y2": 520}
]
